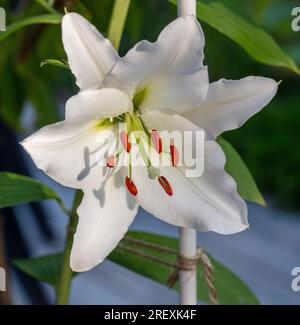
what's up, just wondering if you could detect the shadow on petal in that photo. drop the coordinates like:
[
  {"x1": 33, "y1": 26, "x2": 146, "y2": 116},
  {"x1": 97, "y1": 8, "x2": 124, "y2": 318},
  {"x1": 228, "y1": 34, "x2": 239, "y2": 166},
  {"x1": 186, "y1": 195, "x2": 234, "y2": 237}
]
[{"x1": 77, "y1": 147, "x2": 91, "y2": 181}]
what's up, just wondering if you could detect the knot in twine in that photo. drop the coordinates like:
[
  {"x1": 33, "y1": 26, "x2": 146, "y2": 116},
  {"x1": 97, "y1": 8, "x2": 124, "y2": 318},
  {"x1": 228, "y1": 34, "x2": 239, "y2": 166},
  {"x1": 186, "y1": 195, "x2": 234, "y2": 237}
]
[{"x1": 167, "y1": 248, "x2": 218, "y2": 305}]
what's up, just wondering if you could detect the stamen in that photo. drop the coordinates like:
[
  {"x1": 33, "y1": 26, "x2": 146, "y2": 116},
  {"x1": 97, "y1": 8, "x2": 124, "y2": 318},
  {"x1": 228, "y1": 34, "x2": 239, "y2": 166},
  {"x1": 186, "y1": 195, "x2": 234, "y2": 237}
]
[
  {"x1": 106, "y1": 156, "x2": 115, "y2": 168},
  {"x1": 151, "y1": 129, "x2": 162, "y2": 154},
  {"x1": 120, "y1": 131, "x2": 131, "y2": 153},
  {"x1": 125, "y1": 177, "x2": 138, "y2": 196},
  {"x1": 170, "y1": 145, "x2": 179, "y2": 167},
  {"x1": 158, "y1": 176, "x2": 173, "y2": 196}
]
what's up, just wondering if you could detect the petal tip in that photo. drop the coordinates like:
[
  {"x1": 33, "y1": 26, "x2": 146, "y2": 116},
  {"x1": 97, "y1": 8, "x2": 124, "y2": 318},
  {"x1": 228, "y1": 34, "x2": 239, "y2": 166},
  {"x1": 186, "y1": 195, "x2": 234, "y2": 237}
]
[
  {"x1": 19, "y1": 138, "x2": 30, "y2": 150},
  {"x1": 62, "y1": 12, "x2": 79, "y2": 21},
  {"x1": 223, "y1": 221, "x2": 249, "y2": 235},
  {"x1": 70, "y1": 256, "x2": 103, "y2": 273}
]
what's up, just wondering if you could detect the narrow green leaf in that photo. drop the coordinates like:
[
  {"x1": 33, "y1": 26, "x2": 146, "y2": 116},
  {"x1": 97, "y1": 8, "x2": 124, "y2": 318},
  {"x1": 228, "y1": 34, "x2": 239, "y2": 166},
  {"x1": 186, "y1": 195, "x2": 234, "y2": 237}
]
[
  {"x1": 14, "y1": 231, "x2": 259, "y2": 304},
  {"x1": 41, "y1": 59, "x2": 69, "y2": 69},
  {"x1": 0, "y1": 172, "x2": 60, "y2": 208},
  {"x1": 169, "y1": 0, "x2": 299, "y2": 74},
  {"x1": 0, "y1": 14, "x2": 62, "y2": 43},
  {"x1": 14, "y1": 254, "x2": 64, "y2": 289},
  {"x1": 217, "y1": 137, "x2": 266, "y2": 206},
  {"x1": 34, "y1": 0, "x2": 59, "y2": 14},
  {"x1": 108, "y1": 0, "x2": 131, "y2": 49}
]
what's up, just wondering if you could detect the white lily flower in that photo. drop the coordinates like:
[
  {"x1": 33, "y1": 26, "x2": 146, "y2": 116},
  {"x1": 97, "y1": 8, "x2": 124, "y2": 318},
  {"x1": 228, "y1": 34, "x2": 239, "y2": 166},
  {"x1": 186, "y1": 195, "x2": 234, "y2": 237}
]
[{"x1": 21, "y1": 13, "x2": 278, "y2": 272}]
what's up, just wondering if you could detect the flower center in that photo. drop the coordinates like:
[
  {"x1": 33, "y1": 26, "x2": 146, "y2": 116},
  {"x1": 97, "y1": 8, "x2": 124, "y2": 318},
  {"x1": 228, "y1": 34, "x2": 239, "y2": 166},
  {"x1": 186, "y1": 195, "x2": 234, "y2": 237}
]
[{"x1": 105, "y1": 107, "x2": 176, "y2": 197}]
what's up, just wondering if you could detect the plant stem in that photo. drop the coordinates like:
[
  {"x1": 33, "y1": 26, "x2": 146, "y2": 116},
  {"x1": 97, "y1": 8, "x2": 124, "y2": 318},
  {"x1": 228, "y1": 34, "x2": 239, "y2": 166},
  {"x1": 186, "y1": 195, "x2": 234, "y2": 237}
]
[
  {"x1": 55, "y1": 190, "x2": 83, "y2": 305},
  {"x1": 178, "y1": 0, "x2": 198, "y2": 306}
]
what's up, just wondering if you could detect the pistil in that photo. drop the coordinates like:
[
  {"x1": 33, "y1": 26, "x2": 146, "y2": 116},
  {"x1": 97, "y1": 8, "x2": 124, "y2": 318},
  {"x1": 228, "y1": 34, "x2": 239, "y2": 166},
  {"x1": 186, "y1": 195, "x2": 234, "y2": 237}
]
[{"x1": 120, "y1": 112, "x2": 173, "y2": 198}]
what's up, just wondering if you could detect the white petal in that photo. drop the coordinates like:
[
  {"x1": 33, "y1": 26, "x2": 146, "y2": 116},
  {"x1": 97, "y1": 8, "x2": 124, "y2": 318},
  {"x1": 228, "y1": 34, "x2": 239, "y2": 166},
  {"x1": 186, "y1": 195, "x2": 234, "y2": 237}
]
[
  {"x1": 21, "y1": 120, "x2": 112, "y2": 189},
  {"x1": 142, "y1": 110, "x2": 200, "y2": 133},
  {"x1": 126, "y1": 141, "x2": 247, "y2": 235},
  {"x1": 134, "y1": 111, "x2": 248, "y2": 234},
  {"x1": 21, "y1": 89, "x2": 131, "y2": 189},
  {"x1": 70, "y1": 174, "x2": 138, "y2": 272},
  {"x1": 65, "y1": 88, "x2": 133, "y2": 119},
  {"x1": 141, "y1": 110, "x2": 201, "y2": 156},
  {"x1": 184, "y1": 77, "x2": 278, "y2": 139},
  {"x1": 62, "y1": 13, "x2": 118, "y2": 90},
  {"x1": 103, "y1": 16, "x2": 208, "y2": 114}
]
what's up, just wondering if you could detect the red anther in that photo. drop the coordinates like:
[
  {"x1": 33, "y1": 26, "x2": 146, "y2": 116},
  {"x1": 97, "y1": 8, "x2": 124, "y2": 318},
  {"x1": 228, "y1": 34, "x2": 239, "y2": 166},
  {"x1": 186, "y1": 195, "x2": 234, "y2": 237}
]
[
  {"x1": 125, "y1": 177, "x2": 138, "y2": 196},
  {"x1": 120, "y1": 131, "x2": 131, "y2": 153},
  {"x1": 151, "y1": 129, "x2": 162, "y2": 154},
  {"x1": 170, "y1": 145, "x2": 179, "y2": 167},
  {"x1": 106, "y1": 156, "x2": 115, "y2": 168},
  {"x1": 158, "y1": 176, "x2": 173, "y2": 196}
]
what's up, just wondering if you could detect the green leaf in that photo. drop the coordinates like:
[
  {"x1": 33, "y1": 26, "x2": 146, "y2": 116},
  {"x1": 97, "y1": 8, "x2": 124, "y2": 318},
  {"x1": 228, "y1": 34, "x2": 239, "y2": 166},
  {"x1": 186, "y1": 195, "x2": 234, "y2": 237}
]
[
  {"x1": 169, "y1": 0, "x2": 299, "y2": 74},
  {"x1": 108, "y1": 0, "x2": 131, "y2": 49},
  {"x1": 41, "y1": 59, "x2": 69, "y2": 69},
  {"x1": 14, "y1": 232, "x2": 259, "y2": 304},
  {"x1": 14, "y1": 254, "x2": 63, "y2": 289},
  {"x1": 217, "y1": 137, "x2": 266, "y2": 206},
  {"x1": 0, "y1": 14, "x2": 62, "y2": 43},
  {"x1": 109, "y1": 231, "x2": 259, "y2": 305},
  {"x1": 0, "y1": 172, "x2": 60, "y2": 208},
  {"x1": 34, "y1": 0, "x2": 59, "y2": 14}
]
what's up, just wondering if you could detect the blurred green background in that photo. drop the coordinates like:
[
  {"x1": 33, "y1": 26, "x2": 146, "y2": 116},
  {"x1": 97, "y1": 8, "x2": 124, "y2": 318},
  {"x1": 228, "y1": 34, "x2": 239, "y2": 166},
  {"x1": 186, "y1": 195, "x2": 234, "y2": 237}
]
[{"x1": 0, "y1": 0, "x2": 299, "y2": 211}]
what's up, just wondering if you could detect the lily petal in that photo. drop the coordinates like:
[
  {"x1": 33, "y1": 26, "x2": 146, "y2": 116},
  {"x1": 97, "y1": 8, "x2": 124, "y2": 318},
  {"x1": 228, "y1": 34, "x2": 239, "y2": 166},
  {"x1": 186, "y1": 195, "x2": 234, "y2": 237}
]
[
  {"x1": 65, "y1": 88, "x2": 133, "y2": 119},
  {"x1": 62, "y1": 13, "x2": 118, "y2": 90},
  {"x1": 136, "y1": 111, "x2": 248, "y2": 234},
  {"x1": 21, "y1": 89, "x2": 131, "y2": 189},
  {"x1": 141, "y1": 110, "x2": 200, "y2": 155},
  {"x1": 103, "y1": 16, "x2": 208, "y2": 114},
  {"x1": 126, "y1": 142, "x2": 247, "y2": 234},
  {"x1": 71, "y1": 174, "x2": 138, "y2": 272},
  {"x1": 184, "y1": 77, "x2": 278, "y2": 139}
]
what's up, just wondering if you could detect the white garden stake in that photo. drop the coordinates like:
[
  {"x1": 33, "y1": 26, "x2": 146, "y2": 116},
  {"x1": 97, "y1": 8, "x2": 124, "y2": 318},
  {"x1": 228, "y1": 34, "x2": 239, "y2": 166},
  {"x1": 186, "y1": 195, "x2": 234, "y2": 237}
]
[
  {"x1": 178, "y1": 0, "x2": 198, "y2": 306},
  {"x1": 179, "y1": 227, "x2": 198, "y2": 304}
]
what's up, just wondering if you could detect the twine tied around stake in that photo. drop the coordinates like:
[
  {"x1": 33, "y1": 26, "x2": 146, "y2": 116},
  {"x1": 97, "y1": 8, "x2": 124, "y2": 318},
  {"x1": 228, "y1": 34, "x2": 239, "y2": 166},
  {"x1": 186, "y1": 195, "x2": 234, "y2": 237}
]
[
  {"x1": 120, "y1": 236, "x2": 218, "y2": 305},
  {"x1": 167, "y1": 248, "x2": 218, "y2": 305}
]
